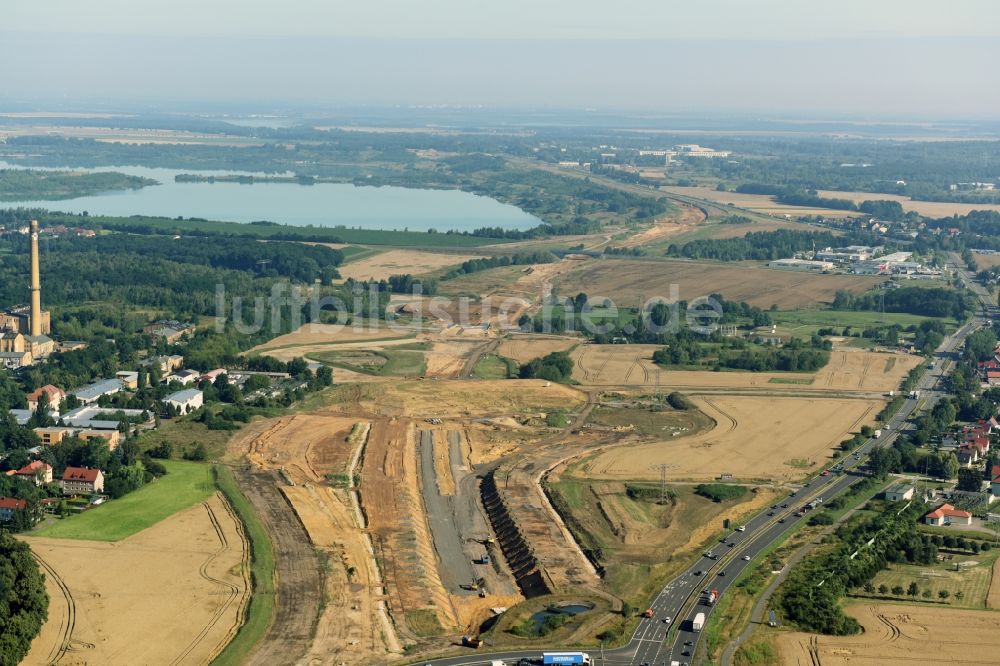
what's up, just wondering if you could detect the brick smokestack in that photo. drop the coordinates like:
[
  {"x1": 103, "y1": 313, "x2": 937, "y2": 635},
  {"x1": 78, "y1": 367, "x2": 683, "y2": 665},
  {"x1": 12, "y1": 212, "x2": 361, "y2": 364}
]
[{"x1": 30, "y1": 219, "x2": 41, "y2": 337}]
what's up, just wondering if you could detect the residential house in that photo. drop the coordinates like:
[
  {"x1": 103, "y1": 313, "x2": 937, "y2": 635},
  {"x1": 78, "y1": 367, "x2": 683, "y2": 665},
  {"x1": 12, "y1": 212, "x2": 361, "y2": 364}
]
[
  {"x1": 0, "y1": 497, "x2": 27, "y2": 522},
  {"x1": 885, "y1": 483, "x2": 915, "y2": 502},
  {"x1": 924, "y1": 503, "x2": 973, "y2": 526},
  {"x1": 165, "y1": 388, "x2": 203, "y2": 414},
  {"x1": 27, "y1": 384, "x2": 66, "y2": 411},
  {"x1": 61, "y1": 467, "x2": 105, "y2": 495},
  {"x1": 12, "y1": 460, "x2": 53, "y2": 486}
]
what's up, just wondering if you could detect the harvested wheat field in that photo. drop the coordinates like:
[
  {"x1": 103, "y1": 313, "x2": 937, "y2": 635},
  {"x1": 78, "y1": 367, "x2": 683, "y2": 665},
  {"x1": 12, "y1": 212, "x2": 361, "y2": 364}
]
[
  {"x1": 776, "y1": 602, "x2": 1000, "y2": 665},
  {"x1": 23, "y1": 493, "x2": 249, "y2": 666},
  {"x1": 584, "y1": 395, "x2": 880, "y2": 481},
  {"x1": 974, "y1": 252, "x2": 1000, "y2": 270},
  {"x1": 498, "y1": 336, "x2": 578, "y2": 364},
  {"x1": 817, "y1": 189, "x2": 1000, "y2": 217},
  {"x1": 573, "y1": 345, "x2": 917, "y2": 393},
  {"x1": 337, "y1": 249, "x2": 486, "y2": 282},
  {"x1": 557, "y1": 259, "x2": 881, "y2": 310}
]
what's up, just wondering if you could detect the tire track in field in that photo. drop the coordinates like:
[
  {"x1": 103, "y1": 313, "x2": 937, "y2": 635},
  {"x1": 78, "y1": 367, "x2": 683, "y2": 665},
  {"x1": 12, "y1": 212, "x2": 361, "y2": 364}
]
[
  {"x1": 169, "y1": 500, "x2": 245, "y2": 666},
  {"x1": 858, "y1": 354, "x2": 873, "y2": 389},
  {"x1": 32, "y1": 551, "x2": 84, "y2": 663},
  {"x1": 700, "y1": 397, "x2": 739, "y2": 434}
]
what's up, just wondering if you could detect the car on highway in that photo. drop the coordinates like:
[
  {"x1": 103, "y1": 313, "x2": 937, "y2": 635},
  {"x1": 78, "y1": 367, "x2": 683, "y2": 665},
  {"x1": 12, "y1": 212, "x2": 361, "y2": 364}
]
[
  {"x1": 778, "y1": 518, "x2": 786, "y2": 523},
  {"x1": 781, "y1": 503, "x2": 788, "y2": 508},
  {"x1": 822, "y1": 470, "x2": 830, "y2": 476},
  {"x1": 663, "y1": 616, "x2": 671, "y2": 624},
  {"x1": 767, "y1": 511, "x2": 775, "y2": 516},
  {"x1": 736, "y1": 525, "x2": 746, "y2": 532},
  {"x1": 694, "y1": 570, "x2": 704, "y2": 576},
  {"x1": 742, "y1": 554, "x2": 751, "y2": 561},
  {"x1": 684, "y1": 640, "x2": 693, "y2": 646},
  {"x1": 718, "y1": 570, "x2": 726, "y2": 576}
]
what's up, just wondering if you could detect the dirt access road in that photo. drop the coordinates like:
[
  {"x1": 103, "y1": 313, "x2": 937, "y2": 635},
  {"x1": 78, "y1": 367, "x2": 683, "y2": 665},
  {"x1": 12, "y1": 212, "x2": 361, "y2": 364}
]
[{"x1": 232, "y1": 466, "x2": 322, "y2": 666}]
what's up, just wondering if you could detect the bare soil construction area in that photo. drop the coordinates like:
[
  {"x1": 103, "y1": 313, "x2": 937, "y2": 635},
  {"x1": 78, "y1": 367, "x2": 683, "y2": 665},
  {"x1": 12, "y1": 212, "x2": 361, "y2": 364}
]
[
  {"x1": 249, "y1": 323, "x2": 413, "y2": 355},
  {"x1": 572, "y1": 345, "x2": 919, "y2": 394},
  {"x1": 776, "y1": 602, "x2": 1000, "y2": 665},
  {"x1": 337, "y1": 249, "x2": 486, "y2": 282},
  {"x1": 23, "y1": 493, "x2": 249, "y2": 666},
  {"x1": 556, "y1": 259, "x2": 881, "y2": 310},
  {"x1": 617, "y1": 201, "x2": 707, "y2": 248},
  {"x1": 584, "y1": 395, "x2": 880, "y2": 481}
]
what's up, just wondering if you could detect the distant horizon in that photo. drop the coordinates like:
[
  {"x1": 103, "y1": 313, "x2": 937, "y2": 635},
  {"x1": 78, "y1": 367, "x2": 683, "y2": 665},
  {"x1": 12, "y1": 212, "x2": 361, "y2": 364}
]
[{"x1": 2, "y1": 32, "x2": 998, "y2": 119}]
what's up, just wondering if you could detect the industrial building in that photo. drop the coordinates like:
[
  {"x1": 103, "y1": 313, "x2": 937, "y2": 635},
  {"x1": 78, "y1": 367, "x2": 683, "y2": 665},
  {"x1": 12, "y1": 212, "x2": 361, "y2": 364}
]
[
  {"x1": 0, "y1": 220, "x2": 54, "y2": 365},
  {"x1": 766, "y1": 258, "x2": 835, "y2": 272}
]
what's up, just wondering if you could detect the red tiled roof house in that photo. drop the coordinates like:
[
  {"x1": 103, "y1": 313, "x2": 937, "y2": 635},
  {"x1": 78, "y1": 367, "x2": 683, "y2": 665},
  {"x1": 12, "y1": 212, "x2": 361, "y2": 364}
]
[
  {"x1": 924, "y1": 503, "x2": 972, "y2": 526},
  {"x1": 60, "y1": 467, "x2": 104, "y2": 495},
  {"x1": 0, "y1": 497, "x2": 27, "y2": 522}
]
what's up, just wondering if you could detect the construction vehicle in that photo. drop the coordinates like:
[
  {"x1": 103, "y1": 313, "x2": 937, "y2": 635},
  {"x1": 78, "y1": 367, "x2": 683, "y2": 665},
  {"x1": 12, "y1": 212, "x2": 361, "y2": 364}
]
[{"x1": 462, "y1": 635, "x2": 482, "y2": 648}]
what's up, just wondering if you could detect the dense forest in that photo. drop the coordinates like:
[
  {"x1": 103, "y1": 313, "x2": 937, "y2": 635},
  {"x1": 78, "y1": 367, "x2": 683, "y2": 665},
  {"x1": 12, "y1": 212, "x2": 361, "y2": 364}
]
[
  {"x1": 832, "y1": 286, "x2": 975, "y2": 319},
  {"x1": 0, "y1": 534, "x2": 49, "y2": 666},
  {"x1": 665, "y1": 228, "x2": 875, "y2": 262}
]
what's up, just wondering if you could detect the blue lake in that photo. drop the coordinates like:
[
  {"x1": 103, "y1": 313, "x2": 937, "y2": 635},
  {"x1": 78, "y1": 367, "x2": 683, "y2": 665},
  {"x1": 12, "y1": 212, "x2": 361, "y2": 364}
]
[{"x1": 0, "y1": 163, "x2": 540, "y2": 233}]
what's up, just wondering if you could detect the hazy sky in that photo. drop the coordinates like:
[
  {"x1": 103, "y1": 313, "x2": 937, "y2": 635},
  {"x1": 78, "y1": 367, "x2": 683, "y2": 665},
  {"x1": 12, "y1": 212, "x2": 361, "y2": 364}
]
[{"x1": 3, "y1": 1, "x2": 999, "y2": 116}]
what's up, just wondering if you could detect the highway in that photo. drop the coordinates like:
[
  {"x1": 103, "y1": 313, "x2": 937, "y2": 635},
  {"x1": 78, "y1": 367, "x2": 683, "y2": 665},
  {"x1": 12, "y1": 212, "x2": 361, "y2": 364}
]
[{"x1": 419, "y1": 262, "x2": 992, "y2": 666}]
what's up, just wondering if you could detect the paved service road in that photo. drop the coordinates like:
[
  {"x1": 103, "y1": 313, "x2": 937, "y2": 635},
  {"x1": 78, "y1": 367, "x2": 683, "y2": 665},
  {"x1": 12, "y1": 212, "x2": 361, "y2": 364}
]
[{"x1": 416, "y1": 261, "x2": 991, "y2": 666}]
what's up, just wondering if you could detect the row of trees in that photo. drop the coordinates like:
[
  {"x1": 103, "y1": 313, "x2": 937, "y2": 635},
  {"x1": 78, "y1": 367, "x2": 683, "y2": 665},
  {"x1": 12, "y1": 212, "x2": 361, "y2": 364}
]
[{"x1": 831, "y1": 286, "x2": 977, "y2": 320}]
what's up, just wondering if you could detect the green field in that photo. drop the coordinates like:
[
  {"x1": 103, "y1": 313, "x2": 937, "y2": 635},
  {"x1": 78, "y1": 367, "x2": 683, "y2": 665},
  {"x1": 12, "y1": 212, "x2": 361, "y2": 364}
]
[
  {"x1": 33, "y1": 460, "x2": 215, "y2": 541},
  {"x1": 309, "y1": 348, "x2": 427, "y2": 376},
  {"x1": 338, "y1": 245, "x2": 383, "y2": 262},
  {"x1": 857, "y1": 550, "x2": 999, "y2": 608},
  {"x1": 772, "y1": 309, "x2": 956, "y2": 331},
  {"x1": 473, "y1": 353, "x2": 517, "y2": 379}
]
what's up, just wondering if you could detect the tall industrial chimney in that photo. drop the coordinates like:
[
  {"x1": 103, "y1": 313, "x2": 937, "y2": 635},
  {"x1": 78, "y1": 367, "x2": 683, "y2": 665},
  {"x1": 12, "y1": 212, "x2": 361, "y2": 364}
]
[{"x1": 30, "y1": 219, "x2": 41, "y2": 337}]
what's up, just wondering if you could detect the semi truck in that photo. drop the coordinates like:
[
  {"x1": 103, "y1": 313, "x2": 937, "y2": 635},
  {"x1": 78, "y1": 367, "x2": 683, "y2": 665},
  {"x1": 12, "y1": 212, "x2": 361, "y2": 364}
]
[
  {"x1": 542, "y1": 652, "x2": 591, "y2": 665},
  {"x1": 692, "y1": 612, "x2": 706, "y2": 632}
]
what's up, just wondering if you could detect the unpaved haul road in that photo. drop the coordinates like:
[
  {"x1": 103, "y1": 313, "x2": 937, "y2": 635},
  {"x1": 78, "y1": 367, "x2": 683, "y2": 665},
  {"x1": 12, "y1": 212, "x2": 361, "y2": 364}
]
[
  {"x1": 418, "y1": 429, "x2": 478, "y2": 593},
  {"x1": 233, "y1": 466, "x2": 322, "y2": 666}
]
